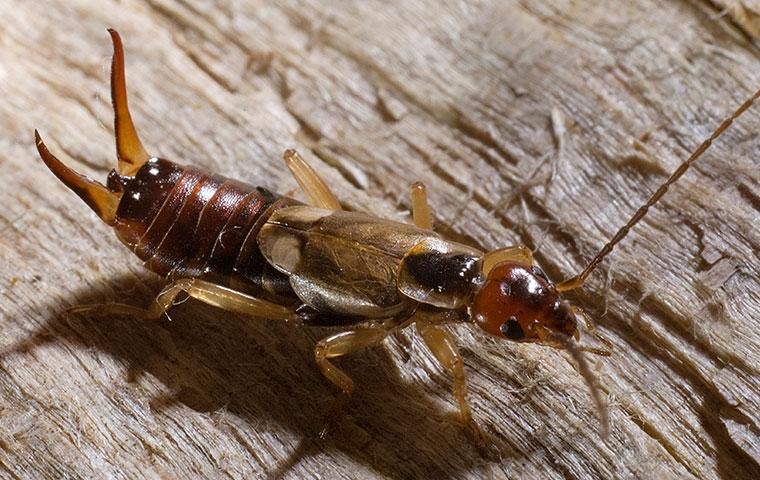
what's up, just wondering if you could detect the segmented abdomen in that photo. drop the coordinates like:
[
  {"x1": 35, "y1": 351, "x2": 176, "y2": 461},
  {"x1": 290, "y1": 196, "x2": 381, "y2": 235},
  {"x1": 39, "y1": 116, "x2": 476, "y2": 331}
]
[{"x1": 111, "y1": 158, "x2": 299, "y2": 301}]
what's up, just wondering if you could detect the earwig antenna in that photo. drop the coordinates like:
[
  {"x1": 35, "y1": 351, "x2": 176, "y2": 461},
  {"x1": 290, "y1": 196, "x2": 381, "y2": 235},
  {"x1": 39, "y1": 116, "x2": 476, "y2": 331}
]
[
  {"x1": 548, "y1": 331, "x2": 609, "y2": 437},
  {"x1": 557, "y1": 88, "x2": 760, "y2": 292}
]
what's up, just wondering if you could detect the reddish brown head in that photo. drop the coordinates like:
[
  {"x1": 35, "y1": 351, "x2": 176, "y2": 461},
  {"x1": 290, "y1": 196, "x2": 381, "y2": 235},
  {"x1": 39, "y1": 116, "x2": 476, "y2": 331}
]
[
  {"x1": 471, "y1": 260, "x2": 608, "y2": 436},
  {"x1": 471, "y1": 261, "x2": 578, "y2": 343}
]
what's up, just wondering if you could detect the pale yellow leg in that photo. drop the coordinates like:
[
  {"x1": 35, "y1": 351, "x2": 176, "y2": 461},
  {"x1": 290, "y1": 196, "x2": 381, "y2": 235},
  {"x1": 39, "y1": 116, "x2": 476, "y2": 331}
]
[
  {"x1": 416, "y1": 320, "x2": 472, "y2": 425},
  {"x1": 416, "y1": 319, "x2": 498, "y2": 453},
  {"x1": 68, "y1": 279, "x2": 293, "y2": 321},
  {"x1": 410, "y1": 181, "x2": 433, "y2": 230},
  {"x1": 570, "y1": 306, "x2": 613, "y2": 356},
  {"x1": 314, "y1": 326, "x2": 392, "y2": 437},
  {"x1": 283, "y1": 149, "x2": 342, "y2": 210},
  {"x1": 151, "y1": 279, "x2": 293, "y2": 319}
]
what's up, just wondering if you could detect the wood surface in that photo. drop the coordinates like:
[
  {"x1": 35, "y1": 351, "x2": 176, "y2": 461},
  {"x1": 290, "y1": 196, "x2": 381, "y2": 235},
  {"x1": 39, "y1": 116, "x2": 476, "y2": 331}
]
[{"x1": 1, "y1": 1, "x2": 759, "y2": 478}]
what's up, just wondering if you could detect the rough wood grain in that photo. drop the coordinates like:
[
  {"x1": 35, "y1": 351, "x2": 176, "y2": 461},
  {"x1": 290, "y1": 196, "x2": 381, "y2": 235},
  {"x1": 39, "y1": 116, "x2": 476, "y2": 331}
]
[{"x1": 1, "y1": 1, "x2": 759, "y2": 479}]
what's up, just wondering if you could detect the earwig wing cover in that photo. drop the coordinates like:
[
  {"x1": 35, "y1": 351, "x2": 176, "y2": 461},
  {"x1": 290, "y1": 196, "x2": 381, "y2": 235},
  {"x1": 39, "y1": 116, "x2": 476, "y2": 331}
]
[
  {"x1": 109, "y1": 29, "x2": 150, "y2": 176},
  {"x1": 259, "y1": 206, "x2": 437, "y2": 317}
]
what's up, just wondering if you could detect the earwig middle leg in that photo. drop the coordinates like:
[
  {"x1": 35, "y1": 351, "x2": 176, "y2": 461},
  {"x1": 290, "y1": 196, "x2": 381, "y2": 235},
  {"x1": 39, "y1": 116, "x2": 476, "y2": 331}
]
[
  {"x1": 283, "y1": 149, "x2": 342, "y2": 210},
  {"x1": 314, "y1": 326, "x2": 394, "y2": 438}
]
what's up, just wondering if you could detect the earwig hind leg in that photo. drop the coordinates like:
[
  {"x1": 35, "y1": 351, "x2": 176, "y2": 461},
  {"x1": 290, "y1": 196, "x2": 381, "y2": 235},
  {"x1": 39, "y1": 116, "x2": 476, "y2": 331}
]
[
  {"x1": 67, "y1": 279, "x2": 294, "y2": 322},
  {"x1": 416, "y1": 319, "x2": 494, "y2": 453},
  {"x1": 149, "y1": 279, "x2": 294, "y2": 321},
  {"x1": 283, "y1": 149, "x2": 342, "y2": 210},
  {"x1": 314, "y1": 326, "x2": 393, "y2": 438},
  {"x1": 410, "y1": 182, "x2": 433, "y2": 230},
  {"x1": 66, "y1": 302, "x2": 156, "y2": 320}
]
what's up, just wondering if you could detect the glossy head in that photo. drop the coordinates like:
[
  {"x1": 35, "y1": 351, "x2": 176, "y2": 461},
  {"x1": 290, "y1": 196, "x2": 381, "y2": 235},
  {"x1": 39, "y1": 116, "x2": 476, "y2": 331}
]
[
  {"x1": 470, "y1": 260, "x2": 609, "y2": 436},
  {"x1": 470, "y1": 261, "x2": 578, "y2": 343}
]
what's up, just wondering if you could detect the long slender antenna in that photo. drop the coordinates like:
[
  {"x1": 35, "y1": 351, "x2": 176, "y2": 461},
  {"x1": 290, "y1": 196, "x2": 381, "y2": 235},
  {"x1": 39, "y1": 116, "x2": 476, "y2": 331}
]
[{"x1": 557, "y1": 88, "x2": 760, "y2": 292}]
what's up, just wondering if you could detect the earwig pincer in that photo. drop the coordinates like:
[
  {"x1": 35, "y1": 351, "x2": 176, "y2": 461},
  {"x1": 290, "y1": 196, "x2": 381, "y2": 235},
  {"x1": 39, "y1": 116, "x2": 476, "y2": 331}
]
[{"x1": 36, "y1": 30, "x2": 760, "y2": 441}]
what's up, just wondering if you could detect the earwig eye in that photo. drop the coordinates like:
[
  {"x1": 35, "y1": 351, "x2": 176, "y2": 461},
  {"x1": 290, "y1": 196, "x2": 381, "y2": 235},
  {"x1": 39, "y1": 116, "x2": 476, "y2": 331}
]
[{"x1": 500, "y1": 316, "x2": 525, "y2": 340}]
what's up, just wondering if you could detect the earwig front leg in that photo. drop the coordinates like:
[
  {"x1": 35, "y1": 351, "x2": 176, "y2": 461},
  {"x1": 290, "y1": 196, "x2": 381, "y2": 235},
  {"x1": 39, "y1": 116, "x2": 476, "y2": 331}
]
[
  {"x1": 314, "y1": 326, "x2": 392, "y2": 438},
  {"x1": 570, "y1": 306, "x2": 614, "y2": 356},
  {"x1": 416, "y1": 319, "x2": 492, "y2": 450},
  {"x1": 283, "y1": 149, "x2": 342, "y2": 210},
  {"x1": 410, "y1": 182, "x2": 433, "y2": 230},
  {"x1": 415, "y1": 321, "x2": 471, "y2": 423}
]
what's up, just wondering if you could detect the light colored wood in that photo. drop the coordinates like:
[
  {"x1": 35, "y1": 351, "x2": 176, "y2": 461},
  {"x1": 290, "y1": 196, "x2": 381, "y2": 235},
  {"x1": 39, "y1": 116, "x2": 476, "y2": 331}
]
[{"x1": 1, "y1": 1, "x2": 759, "y2": 478}]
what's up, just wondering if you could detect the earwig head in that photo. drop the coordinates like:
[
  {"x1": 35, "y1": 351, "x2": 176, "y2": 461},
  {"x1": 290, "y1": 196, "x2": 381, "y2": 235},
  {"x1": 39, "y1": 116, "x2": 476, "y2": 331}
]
[
  {"x1": 471, "y1": 261, "x2": 579, "y2": 342},
  {"x1": 470, "y1": 259, "x2": 608, "y2": 436}
]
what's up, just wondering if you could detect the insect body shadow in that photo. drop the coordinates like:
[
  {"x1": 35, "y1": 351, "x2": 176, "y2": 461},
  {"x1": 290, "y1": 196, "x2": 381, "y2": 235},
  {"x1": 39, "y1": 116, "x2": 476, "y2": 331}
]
[{"x1": 3, "y1": 274, "x2": 530, "y2": 478}]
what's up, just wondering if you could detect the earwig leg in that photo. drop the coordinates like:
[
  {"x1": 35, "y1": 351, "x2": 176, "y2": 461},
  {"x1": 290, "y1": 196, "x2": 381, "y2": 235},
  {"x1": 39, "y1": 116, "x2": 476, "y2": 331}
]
[
  {"x1": 314, "y1": 327, "x2": 392, "y2": 438},
  {"x1": 415, "y1": 321, "x2": 471, "y2": 423},
  {"x1": 67, "y1": 279, "x2": 293, "y2": 322},
  {"x1": 580, "y1": 346, "x2": 613, "y2": 357},
  {"x1": 410, "y1": 182, "x2": 433, "y2": 230},
  {"x1": 108, "y1": 29, "x2": 150, "y2": 176},
  {"x1": 148, "y1": 279, "x2": 294, "y2": 320},
  {"x1": 482, "y1": 246, "x2": 534, "y2": 275},
  {"x1": 570, "y1": 306, "x2": 614, "y2": 356},
  {"x1": 283, "y1": 149, "x2": 342, "y2": 210},
  {"x1": 67, "y1": 302, "x2": 156, "y2": 320},
  {"x1": 416, "y1": 320, "x2": 491, "y2": 448}
]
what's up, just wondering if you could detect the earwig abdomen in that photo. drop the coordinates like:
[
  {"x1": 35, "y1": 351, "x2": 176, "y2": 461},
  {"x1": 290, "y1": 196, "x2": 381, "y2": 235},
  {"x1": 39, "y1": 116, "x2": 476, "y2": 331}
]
[{"x1": 112, "y1": 158, "x2": 300, "y2": 302}]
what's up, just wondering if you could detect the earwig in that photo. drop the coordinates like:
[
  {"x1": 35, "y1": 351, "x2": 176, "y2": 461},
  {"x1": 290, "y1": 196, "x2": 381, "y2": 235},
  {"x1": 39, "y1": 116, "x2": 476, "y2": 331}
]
[{"x1": 36, "y1": 30, "x2": 760, "y2": 443}]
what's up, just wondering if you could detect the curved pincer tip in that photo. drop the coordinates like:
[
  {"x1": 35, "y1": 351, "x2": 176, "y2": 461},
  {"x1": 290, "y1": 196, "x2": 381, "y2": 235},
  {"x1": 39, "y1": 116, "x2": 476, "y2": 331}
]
[
  {"x1": 34, "y1": 129, "x2": 120, "y2": 225},
  {"x1": 107, "y1": 28, "x2": 150, "y2": 176}
]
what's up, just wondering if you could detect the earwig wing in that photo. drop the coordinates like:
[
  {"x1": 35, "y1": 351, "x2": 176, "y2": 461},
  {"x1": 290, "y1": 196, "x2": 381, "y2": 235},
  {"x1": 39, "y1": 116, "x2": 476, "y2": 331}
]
[
  {"x1": 108, "y1": 29, "x2": 150, "y2": 176},
  {"x1": 258, "y1": 206, "x2": 436, "y2": 317}
]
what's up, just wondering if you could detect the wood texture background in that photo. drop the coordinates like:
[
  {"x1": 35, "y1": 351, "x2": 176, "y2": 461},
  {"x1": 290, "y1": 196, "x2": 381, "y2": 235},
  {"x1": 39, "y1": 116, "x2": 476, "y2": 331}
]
[{"x1": 1, "y1": 1, "x2": 759, "y2": 478}]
